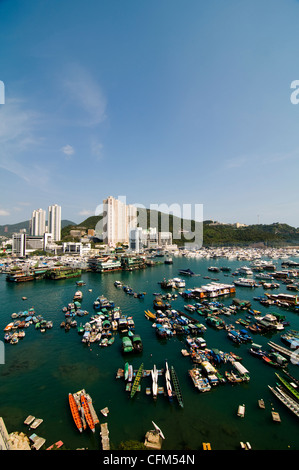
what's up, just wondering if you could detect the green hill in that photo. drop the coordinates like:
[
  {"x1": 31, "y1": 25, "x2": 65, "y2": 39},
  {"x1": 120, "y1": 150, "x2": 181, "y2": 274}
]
[
  {"x1": 59, "y1": 209, "x2": 299, "y2": 247},
  {"x1": 3, "y1": 211, "x2": 299, "y2": 247},
  {"x1": 0, "y1": 220, "x2": 75, "y2": 238}
]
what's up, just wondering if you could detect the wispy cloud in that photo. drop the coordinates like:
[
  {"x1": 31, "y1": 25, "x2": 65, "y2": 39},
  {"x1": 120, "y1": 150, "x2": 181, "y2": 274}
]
[
  {"x1": 0, "y1": 209, "x2": 10, "y2": 216},
  {"x1": 78, "y1": 209, "x2": 94, "y2": 217},
  {"x1": 0, "y1": 98, "x2": 49, "y2": 186},
  {"x1": 61, "y1": 144, "x2": 75, "y2": 158},
  {"x1": 225, "y1": 156, "x2": 248, "y2": 168},
  {"x1": 62, "y1": 64, "x2": 107, "y2": 127},
  {"x1": 90, "y1": 139, "x2": 103, "y2": 159}
]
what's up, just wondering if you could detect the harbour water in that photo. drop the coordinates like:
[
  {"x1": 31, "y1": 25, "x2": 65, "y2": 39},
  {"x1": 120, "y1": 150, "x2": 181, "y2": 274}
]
[{"x1": 0, "y1": 255, "x2": 298, "y2": 450}]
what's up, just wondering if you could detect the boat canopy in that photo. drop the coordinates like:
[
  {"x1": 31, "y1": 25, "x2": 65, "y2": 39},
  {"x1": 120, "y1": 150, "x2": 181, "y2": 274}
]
[{"x1": 233, "y1": 361, "x2": 250, "y2": 375}]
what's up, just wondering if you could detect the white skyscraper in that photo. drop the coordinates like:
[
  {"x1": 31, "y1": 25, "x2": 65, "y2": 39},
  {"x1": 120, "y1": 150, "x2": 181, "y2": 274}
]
[
  {"x1": 103, "y1": 196, "x2": 137, "y2": 245},
  {"x1": 48, "y1": 204, "x2": 61, "y2": 241},
  {"x1": 30, "y1": 208, "x2": 46, "y2": 236}
]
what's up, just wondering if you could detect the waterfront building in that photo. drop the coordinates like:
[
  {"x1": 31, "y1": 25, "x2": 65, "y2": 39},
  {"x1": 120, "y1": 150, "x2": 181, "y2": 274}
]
[
  {"x1": 12, "y1": 233, "x2": 26, "y2": 257},
  {"x1": 102, "y1": 196, "x2": 137, "y2": 245},
  {"x1": 158, "y1": 231, "x2": 173, "y2": 246},
  {"x1": 12, "y1": 232, "x2": 52, "y2": 256},
  {"x1": 30, "y1": 208, "x2": 46, "y2": 236},
  {"x1": 62, "y1": 242, "x2": 91, "y2": 256},
  {"x1": 48, "y1": 204, "x2": 61, "y2": 241},
  {"x1": 142, "y1": 228, "x2": 158, "y2": 249},
  {"x1": 129, "y1": 227, "x2": 143, "y2": 252}
]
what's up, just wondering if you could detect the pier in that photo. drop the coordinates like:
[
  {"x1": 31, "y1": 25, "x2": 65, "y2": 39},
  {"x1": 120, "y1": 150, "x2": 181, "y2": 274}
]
[
  {"x1": 0, "y1": 417, "x2": 11, "y2": 450},
  {"x1": 100, "y1": 422, "x2": 110, "y2": 450},
  {"x1": 268, "y1": 341, "x2": 294, "y2": 358}
]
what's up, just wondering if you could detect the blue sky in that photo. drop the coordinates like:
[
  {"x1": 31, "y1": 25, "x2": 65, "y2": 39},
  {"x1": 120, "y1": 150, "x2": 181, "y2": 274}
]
[{"x1": 1, "y1": 0, "x2": 299, "y2": 226}]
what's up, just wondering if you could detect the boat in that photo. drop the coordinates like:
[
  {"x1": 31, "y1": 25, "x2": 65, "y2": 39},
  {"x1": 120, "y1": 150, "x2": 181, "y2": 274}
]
[
  {"x1": 237, "y1": 404, "x2": 245, "y2": 417},
  {"x1": 179, "y1": 269, "x2": 194, "y2": 276},
  {"x1": 46, "y1": 440, "x2": 64, "y2": 450},
  {"x1": 101, "y1": 407, "x2": 109, "y2": 417},
  {"x1": 271, "y1": 410, "x2": 281, "y2": 422},
  {"x1": 189, "y1": 368, "x2": 211, "y2": 392},
  {"x1": 275, "y1": 373, "x2": 299, "y2": 401},
  {"x1": 4, "y1": 322, "x2": 14, "y2": 331},
  {"x1": 152, "y1": 421, "x2": 165, "y2": 439},
  {"x1": 68, "y1": 393, "x2": 83, "y2": 432},
  {"x1": 151, "y1": 364, "x2": 158, "y2": 400},
  {"x1": 124, "y1": 362, "x2": 129, "y2": 381},
  {"x1": 80, "y1": 393, "x2": 95, "y2": 432},
  {"x1": 24, "y1": 415, "x2": 35, "y2": 426},
  {"x1": 258, "y1": 399, "x2": 265, "y2": 409},
  {"x1": 145, "y1": 309, "x2": 156, "y2": 320},
  {"x1": 73, "y1": 290, "x2": 83, "y2": 301},
  {"x1": 132, "y1": 334, "x2": 143, "y2": 352},
  {"x1": 130, "y1": 363, "x2": 144, "y2": 398},
  {"x1": 30, "y1": 418, "x2": 43, "y2": 429},
  {"x1": 173, "y1": 277, "x2": 186, "y2": 288},
  {"x1": 122, "y1": 336, "x2": 133, "y2": 353},
  {"x1": 128, "y1": 364, "x2": 133, "y2": 382},
  {"x1": 170, "y1": 365, "x2": 184, "y2": 407},
  {"x1": 165, "y1": 362, "x2": 173, "y2": 401},
  {"x1": 234, "y1": 278, "x2": 258, "y2": 288}
]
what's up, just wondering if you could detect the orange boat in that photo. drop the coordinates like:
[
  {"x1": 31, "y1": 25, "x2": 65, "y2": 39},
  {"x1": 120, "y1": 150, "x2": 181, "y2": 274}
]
[
  {"x1": 69, "y1": 393, "x2": 83, "y2": 432},
  {"x1": 80, "y1": 393, "x2": 95, "y2": 432}
]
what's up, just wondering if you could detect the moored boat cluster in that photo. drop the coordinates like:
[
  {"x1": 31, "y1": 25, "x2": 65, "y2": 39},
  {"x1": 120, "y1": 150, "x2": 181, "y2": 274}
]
[{"x1": 3, "y1": 307, "x2": 53, "y2": 345}]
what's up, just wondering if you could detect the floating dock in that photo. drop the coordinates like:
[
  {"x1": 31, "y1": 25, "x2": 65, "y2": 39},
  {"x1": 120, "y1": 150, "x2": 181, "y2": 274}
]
[
  {"x1": 144, "y1": 430, "x2": 163, "y2": 450},
  {"x1": 100, "y1": 422, "x2": 110, "y2": 450}
]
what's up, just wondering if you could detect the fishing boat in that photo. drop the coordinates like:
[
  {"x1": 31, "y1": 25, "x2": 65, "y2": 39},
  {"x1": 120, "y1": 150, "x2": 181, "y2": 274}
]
[
  {"x1": 152, "y1": 421, "x2": 165, "y2": 439},
  {"x1": 275, "y1": 373, "x2": 299, "y2": 401},
  {"x1": 74, "y1": 290, "x2": 83, "y2": 301},
  {"x1": 128, "y1": 364, "x2": 133, "y2": 382},
  {"x1": 124, "y1": 362, "x2": 129, "y2": 381},
  {"x1": 68, "y1": 393, "x2": 83, "y2": 432},
  {"x1": 189, "y1": 368, "x2": 211, "y2": 392},
  {"x1": 170, "y1": 365, "x2": 184, "y2": 407},
  {"x1": 80, "y1": 394, "x2": 95, "y2": 432},
  {"x1": 145, "y1": 309, "x2": 156, "y2": 320},
  {"x1": 132, "y1": 334, "x2": 143, "y2": 352},
  {"x1": 122, "y1": 336, "x2": 133, "y2": 353},
  {"x1": 130, "y1": 363, "x2": 144, "y2": 398}
]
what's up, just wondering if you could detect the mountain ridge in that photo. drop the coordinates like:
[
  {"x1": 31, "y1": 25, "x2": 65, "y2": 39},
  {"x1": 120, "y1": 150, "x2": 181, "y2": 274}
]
[{"x1": 2, "y1": 210, "x2": 299, "y2": 247}]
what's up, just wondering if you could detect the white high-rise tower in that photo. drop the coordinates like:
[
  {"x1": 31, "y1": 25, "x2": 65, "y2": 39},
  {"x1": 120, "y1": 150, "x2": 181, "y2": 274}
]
[
  {"x1": 48, "y1": 204, "x2": 61, "y2": 241},
  {"x1": 30, "y1": 208, "x2": 46, "y2": 236},
  {"x1": 103, "y1": 196, "x2": 137, "y2": 245}
]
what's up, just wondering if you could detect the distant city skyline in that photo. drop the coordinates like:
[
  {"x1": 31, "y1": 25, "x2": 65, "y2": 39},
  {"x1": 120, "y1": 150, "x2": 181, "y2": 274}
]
[{"x1": 1, "y1": 1, "x2": 299, "y2": 227}]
